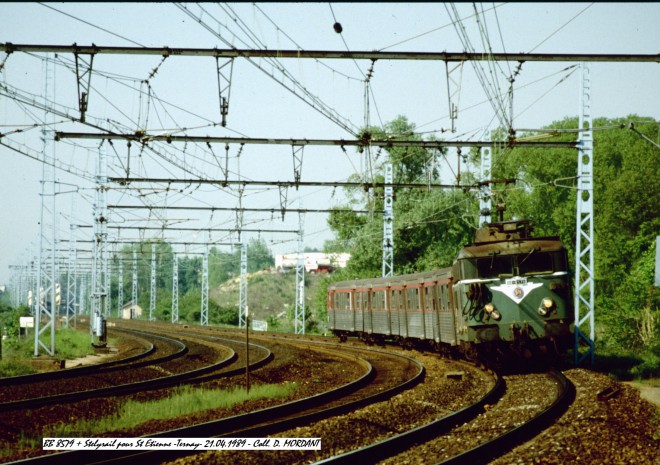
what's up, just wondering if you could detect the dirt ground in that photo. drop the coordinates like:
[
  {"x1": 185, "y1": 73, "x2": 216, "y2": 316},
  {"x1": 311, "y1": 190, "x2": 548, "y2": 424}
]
[{"x1": 63, "y1": 348, "x2": 118, "y2": 368}]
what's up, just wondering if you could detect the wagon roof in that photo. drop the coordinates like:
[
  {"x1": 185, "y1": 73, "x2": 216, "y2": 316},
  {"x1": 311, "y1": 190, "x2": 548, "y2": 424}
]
[{"x1": 329, "y1": 267, "x2": 451, "y2": 291}]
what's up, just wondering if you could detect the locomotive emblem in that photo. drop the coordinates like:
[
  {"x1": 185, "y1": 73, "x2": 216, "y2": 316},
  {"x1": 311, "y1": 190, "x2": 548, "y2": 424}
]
[{"x1": 491, "y1": 280, "x2": 542, "y2": 304}]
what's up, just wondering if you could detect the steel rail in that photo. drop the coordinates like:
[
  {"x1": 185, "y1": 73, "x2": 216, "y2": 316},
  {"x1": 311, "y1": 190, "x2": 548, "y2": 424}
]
[
  {"x1": 15, "y1": 342, "x2": 422, "y2": 465},
  {"x1": 436, "y1": 369, "x2": 575, "y2": 465},
  {"x1": 0, "y1": 328, "x2": 157, "y2": 386},
  {"x1": 314, "y1": 364, "x2": 504, "y2": 464},
  {"x1": 0, "y1": 333, "x2": 260, "y2": 411}
]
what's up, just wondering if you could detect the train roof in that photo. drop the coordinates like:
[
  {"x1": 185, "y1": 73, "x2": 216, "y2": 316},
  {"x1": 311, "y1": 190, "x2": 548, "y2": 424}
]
[
  {"x1": 329, "y1": 267, "x2": 451, "y2": 291},
  {"x1": 454, "y1": 220, "x2": 565, "y2": 259},
  {"x1": 456, "y1": 238, "x2": 566, "y2": 259}
]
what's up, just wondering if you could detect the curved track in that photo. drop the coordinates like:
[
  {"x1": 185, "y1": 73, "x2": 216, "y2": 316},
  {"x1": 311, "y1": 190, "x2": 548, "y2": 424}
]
[
  {"x1": 10, "y1": 336, "x2": 424, "y2": 465},
  {"x1": 0, "y1": 330, "x2": 245, "y2": 410},
  {"x1": 435, "y1": 370, "x2": 575, "y2": 465},
  {"x1": 0, "y1": 329, "x2": 158, "y2": 387}
]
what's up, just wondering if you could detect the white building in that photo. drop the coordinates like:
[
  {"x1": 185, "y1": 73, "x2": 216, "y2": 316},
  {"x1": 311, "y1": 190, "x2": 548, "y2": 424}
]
[
  {"x1": 275, "y1": 252, "x2": 350, "y2": 273},
  {"x1": 121, "y1": 301, "x2": 143, "y2": 319}
]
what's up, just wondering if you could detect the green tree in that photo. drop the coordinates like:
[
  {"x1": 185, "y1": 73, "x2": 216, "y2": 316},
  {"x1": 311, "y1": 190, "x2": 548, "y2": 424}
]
[{"x1": 327, "y1": 115, "x2": 467, "y2": 279}]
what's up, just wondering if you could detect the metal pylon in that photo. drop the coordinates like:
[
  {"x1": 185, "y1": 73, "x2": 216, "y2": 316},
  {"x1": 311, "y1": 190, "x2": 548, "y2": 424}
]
[
  {"x1": 382, "y1": 163, "x2": 394, "y2": 277},
  {"x1": 171, "y1": 255, "x2": 179, "y2": 324},
  {"x1": 117, "y1": 261, "x2": 123, "y2": 317},
  {"x1": 34, "y1": 55, "x2": 57, "y2": 357},
  {"x1": 294, "y1": 214, "x2": 305, "y2": 334},
  {"x1": 78, "y1": 273, "x2": 87, "y2": 317},
  {"x1": 131, "y1": 249, "x2": 138, "y2": 319},
  {"x1": 200, "y1": 247, "x2": 209, "y2": 326},
  {"x1": 91, "y1": 143, "x2": 108, "y2": 344},
  {"x1": 238, "y1": 242, "x2": 248, "y2": 328},
  {"x1": 149, "y1": 243, "x2": 156, "y2": 321},
  {"x1": 574, "y1": 63, "x2": 595, "y2": 366},
  {"x1": 479, "y1": 145, "x2": 492, "y2": 226},
  {"x1": 65, "y1": 222, "x2": 77, "y2": 328}
]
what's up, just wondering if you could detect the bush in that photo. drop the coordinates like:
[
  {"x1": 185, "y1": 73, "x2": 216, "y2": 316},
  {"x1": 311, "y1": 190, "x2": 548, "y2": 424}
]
[{"x1": 0, "y1": 359, "x2": 36, "y2": 377}]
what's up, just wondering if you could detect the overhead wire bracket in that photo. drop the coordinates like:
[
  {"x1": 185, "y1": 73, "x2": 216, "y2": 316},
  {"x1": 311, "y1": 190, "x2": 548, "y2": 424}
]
[
  {"x1": 444, "y1": 60, "x2": 464, "y2": 133},
  {"x1": 73, "y1": 43, "x2": 96, "y2": 123},
  {"x1": 215, "y1": 54, "x2": 234, "y2": 127},
  {"x1": 279, "y1": 185, "x2": 288, "y2": 221},
  {"x1": 292, "y1": 144, "x2": 304, "y2": 190}
]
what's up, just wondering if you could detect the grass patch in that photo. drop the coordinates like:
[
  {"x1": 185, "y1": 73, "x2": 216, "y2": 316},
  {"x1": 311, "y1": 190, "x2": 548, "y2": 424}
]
[
  {"x1": 46, "y1": 382, "x2": 298, "y2": 437},
  {"x1": 0, "y1": 328, "x2": 100, "y2": 376},
  {"x1": 53, "y1": 328, "x2": 97, "y2": 360},
  {"x1": 593, "y1": 346, "x2": 660, "y2": 381},
  {"x1": 0, "y1": 359, "x2": 36, "y2": 377}
]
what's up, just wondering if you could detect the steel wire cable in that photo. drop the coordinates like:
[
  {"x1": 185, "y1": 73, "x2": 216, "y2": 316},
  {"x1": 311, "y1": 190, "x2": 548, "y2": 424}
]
[{"x1": 174, "y1": 3, "x2": 360, "y2": 137}]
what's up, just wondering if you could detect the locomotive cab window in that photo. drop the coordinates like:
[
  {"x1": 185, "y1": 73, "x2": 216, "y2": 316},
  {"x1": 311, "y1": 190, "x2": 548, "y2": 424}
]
[
  {"x1": 462, "y1": 250, "x2": 567, "y2": 279},
  {"x1": 518, "y1": 250, "x2": 553, "y2": 275},
  {"x1": 476, "y1": 253, "x2": 513, "y2": 278}
]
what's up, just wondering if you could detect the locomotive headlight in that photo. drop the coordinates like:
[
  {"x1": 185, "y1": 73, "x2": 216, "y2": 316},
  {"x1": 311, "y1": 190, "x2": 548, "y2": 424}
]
[
  {"x1": 484, "y1": 303, "x2": 501, "y2": 320},
  {"x1": 538, "y1": 298, "x2": 555, "y2": 316}
]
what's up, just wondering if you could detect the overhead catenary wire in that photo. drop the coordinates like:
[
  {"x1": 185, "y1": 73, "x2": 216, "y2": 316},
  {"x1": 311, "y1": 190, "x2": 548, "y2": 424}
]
[{"x1": 173, "y1": 3, "x2": 360, "y2": 137}]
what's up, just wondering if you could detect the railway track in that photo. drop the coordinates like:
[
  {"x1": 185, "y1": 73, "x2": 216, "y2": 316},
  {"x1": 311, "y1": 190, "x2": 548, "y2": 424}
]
[
  {"x1": 0, "y1": 329, "x2": 244, "y2": 411},
  {"x1": 2, "y1": 322, "x2": 579, "y2": 465},
  {"x1": 6, "y1": 327, "x2": 424, "y2": 465},
  {"x1": 375, "y1": 369, "x2": 575, "y2": 465}
]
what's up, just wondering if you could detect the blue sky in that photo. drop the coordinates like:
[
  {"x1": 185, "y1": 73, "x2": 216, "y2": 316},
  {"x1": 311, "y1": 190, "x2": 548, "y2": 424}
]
[{"x1": 1, "y1": 2, "x2": 659, "y2": 285}]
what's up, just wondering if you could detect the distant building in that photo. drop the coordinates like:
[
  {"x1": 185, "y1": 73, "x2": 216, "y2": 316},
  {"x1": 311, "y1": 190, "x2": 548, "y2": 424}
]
[
  {"x1": 121, "y1": 301, "x2": 142, "y2": 319},
  {"x1": 275, "y1": 252, "x2": 350, "y2": 273}
]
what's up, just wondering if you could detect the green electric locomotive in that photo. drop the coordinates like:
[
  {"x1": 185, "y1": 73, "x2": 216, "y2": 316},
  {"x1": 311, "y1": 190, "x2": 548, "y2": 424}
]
[
  {"x1": 327, "y1": 220, "x2": 574, "y2": 362},
  {"x1": 451, "y1": 220, "x2": 573, "y2": 359}
]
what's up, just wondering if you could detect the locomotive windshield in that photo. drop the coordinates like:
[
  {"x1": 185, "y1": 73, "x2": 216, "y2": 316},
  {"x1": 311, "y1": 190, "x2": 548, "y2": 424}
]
[{"x1": 460, "y1": 250, "x2": 567, "y2": 279}]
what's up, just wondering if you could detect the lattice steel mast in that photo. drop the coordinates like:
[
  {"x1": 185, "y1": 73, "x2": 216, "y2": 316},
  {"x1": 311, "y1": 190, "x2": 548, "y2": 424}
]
[
  {"x1": 149, "y1": 243, "x2": 156, "y2": 321},
  {"x1": 479, "y1": 144, "x2": 493, "y2": 226},
  {"x1": 238, "y1": 242, "x2": 248, "y2": 329},
  {"x1": 34, "y1": 55, "x2": 57, "y2": 356},
  {"x1": 294, "y1": 213, "x2": 306, "y2": 334},
  {"x1": 200, "y1": 246, "x2": 209, "y2": 326},
  {"x1": 171, "y1": 255, "x2": 179, "y2": 324},
  {"x1": 90, "y1": 142, "x2": 108, "y2": 345},
  {"x1": 382, "y1": 163, "x2": 394, "y2": 277},
  {"x1": 574, "y1": 63, "x2": 595, "y2": 365}
]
